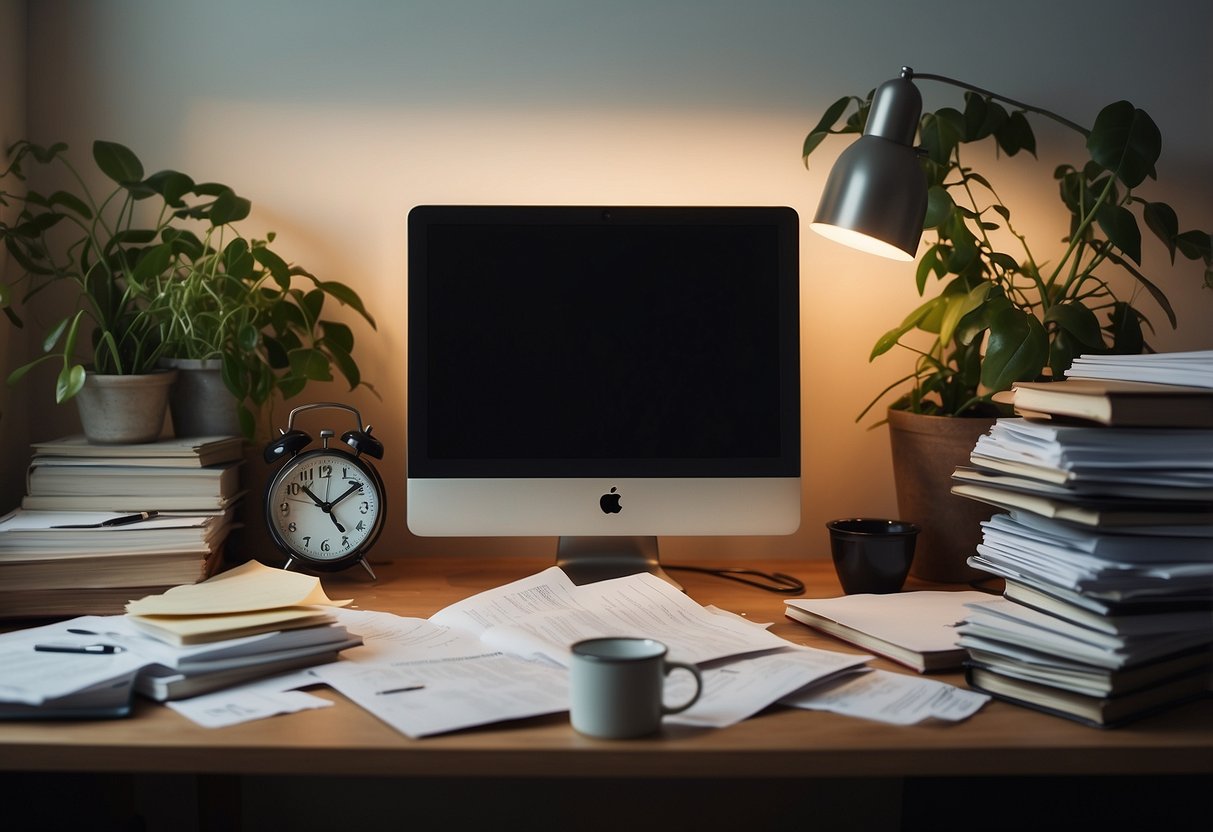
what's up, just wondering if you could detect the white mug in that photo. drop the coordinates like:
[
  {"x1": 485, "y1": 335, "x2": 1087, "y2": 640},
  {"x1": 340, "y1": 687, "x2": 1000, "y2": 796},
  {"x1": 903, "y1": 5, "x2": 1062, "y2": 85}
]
[{"x1": 569, "y1": 637, "x2": 703, "y2": 739}]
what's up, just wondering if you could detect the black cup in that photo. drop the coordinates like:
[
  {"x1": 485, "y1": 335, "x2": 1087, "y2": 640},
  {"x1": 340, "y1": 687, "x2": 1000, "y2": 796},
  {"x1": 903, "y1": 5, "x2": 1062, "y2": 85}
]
[{"x1": 826, "y1": 518, "x2": 920, "y2": 594}]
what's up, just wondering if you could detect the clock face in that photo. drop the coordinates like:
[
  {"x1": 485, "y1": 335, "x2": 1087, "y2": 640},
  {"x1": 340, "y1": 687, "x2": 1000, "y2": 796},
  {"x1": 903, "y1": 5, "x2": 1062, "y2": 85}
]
[{"x1": 266, "y1": 450, "x2": 384, "y2": 566}]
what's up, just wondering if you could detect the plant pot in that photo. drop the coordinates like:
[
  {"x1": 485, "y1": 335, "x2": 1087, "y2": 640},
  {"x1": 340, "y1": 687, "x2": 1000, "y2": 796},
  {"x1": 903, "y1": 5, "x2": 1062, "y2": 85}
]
[
  {"x1": 75, "y1": 369, "x2": 178, "y2": 444},
  {"x1": 162, "y1": 358, "x2": 241, "y2": 438},
  {"x1": 887, "y1": 408, "x2": 996, "y2": 584}
]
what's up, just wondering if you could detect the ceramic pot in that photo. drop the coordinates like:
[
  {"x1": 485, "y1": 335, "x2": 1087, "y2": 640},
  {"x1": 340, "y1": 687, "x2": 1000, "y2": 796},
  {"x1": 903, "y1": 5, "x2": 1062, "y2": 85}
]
[
  {"x1": 162, "y1": 357, "x2": 241, "y2": 438},
  {"x1": 75, "y1": 369, "x2": 177, "y2": 444},
  {"x1": 886, "y1": 408, "x2": 996, "y2": 583}
]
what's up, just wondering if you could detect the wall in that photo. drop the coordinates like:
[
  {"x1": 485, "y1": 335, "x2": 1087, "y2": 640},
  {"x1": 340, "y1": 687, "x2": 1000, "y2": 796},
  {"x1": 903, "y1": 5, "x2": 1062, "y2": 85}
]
[
  {"x1": 10, "y1": 0, "x2": 1213, "y2": 564},
  {"x1": 0, "y1": 0, "x2": 27, "y2": 514}
]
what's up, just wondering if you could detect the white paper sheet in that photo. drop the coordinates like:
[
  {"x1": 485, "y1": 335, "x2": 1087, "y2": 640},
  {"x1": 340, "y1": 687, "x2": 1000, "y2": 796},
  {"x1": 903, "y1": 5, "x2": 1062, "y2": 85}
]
[
  {"x1": 781, "y1": 668, "x2": 990, "y2": 724},
  {"x1": 666, "y1": 646, "x2": 872, "y2": 728},
  {"x1": 168, "y1": 687, "x2": 333, "y2": 728},
  {"x1": 432, "y1": 566, "x2": 790, "y2": 666},
  {"x1": 315, "y1": 652, "x2": 569, "y2": 738}
]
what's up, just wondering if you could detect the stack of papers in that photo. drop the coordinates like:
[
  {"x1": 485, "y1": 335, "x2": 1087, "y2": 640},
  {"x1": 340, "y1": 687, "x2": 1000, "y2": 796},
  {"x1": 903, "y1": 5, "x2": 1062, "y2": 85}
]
[
  {"x1": 953, "y1": 354, "x2": 1213, "y2": 726},
  {"x1": 0, "y1": 561, "x2": 362, "y2": 716},
  {"x1": 1064, "y1": 350, "x2": 1213, "y2": 389}
]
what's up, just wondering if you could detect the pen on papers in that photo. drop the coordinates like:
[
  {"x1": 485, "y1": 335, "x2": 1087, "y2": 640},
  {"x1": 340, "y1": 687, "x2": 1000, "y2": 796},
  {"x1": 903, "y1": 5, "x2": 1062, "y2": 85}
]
[
  {"x1": 35, "y1": 643, "x2": 125, "y2": 655},
  {"x1": 52, "y1": 511, "x2": 160, "y2": 529},
  {"x1": 376, "y1": 685, "x2": 426, "y2": 695}
]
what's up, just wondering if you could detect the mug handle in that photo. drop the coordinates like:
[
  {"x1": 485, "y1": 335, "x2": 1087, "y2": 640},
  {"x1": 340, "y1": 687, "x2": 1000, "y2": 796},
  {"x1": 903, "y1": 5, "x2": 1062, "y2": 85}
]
[{"x1": 661, "y1": 661, "x2": 703, "y2": 715}]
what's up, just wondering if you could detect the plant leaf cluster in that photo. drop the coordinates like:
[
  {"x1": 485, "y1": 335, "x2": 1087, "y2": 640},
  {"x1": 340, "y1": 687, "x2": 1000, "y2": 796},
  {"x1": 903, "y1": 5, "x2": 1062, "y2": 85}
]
[
  {"x1": 0, "y1": 140, "x2": 377, "y2": 438},
  {"x1": 803, "y1": 90, "x2": 1212, "y2": 422}
]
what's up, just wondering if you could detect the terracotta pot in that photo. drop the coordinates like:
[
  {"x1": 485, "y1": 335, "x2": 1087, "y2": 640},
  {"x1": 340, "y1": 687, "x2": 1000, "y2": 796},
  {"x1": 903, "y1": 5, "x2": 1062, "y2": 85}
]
[
  {"x1": 75, "y1": 370, "x2": 177, "y2": 444},
  {"x1": 887, "y1": 408, "x2": 995, "y2": 583}
]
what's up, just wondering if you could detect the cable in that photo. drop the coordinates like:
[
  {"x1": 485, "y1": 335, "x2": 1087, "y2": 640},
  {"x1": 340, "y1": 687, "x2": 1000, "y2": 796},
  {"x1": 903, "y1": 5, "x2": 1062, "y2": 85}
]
[{"x1": 665, "y1": 565, "x2": 805, "y2": 594}]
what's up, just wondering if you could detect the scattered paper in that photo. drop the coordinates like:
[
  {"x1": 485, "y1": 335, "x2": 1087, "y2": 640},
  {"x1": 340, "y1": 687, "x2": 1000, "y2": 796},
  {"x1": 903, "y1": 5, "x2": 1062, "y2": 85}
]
[
  {"x1": 667, "y1": 646, "x2": 871, "y2": 729},
  {"x1": 432, "y1": 566, "x2": 790, "y2": 667},
  {"x1": 782, "y1": 668, "x2": 990, "y2": 724},
  {"x1": 314, "y1": 652, "x2": 569, "y2": 738},
  {"x1": 125, "y1": 559, "x2": 352, "y2": 615},
  {"x1": 169, "y1": 687, "x2": 333, "y2": 728}
]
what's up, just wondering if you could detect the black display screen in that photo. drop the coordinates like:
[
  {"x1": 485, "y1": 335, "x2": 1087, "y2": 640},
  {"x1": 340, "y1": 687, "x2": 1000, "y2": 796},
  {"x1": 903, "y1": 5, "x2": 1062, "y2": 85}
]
[{"x1": 408, "y1": 206, "x2": 799, "y2": 478}]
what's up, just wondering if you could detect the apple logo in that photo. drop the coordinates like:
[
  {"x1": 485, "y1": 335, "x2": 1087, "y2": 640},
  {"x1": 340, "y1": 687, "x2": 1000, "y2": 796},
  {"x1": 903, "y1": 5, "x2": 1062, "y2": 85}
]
[{"x1": 599, "y1": 487, "x2": 622, "y2": 515}]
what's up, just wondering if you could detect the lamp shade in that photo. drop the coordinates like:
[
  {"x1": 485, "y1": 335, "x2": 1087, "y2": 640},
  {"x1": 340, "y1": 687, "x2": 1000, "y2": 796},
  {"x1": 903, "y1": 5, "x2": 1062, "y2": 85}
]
[{"x1": 811, "y1": 75, "x2": 928, "y2": 261}]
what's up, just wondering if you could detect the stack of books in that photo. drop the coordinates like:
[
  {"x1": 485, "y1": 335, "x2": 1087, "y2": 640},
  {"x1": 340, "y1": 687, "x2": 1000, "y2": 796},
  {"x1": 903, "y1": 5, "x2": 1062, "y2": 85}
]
[
  {"x1": 0, "y1": 434, "x2": 245, "y2": 618},
  {"x1": 951, "y1": 352, "x2": 1213, "y2": 727}
]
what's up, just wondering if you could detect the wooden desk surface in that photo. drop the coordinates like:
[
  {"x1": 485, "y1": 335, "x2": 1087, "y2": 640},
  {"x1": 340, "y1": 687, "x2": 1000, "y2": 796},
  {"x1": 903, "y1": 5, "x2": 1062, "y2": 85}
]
[{"x1": 2, "y1": 556, "x2": 1211, "y2": 779}]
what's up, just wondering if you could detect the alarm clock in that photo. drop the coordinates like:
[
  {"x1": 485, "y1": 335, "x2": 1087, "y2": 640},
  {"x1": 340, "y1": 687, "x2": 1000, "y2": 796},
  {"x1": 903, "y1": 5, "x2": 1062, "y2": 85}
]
[{"x1": 262, "y1": 402, "x2": 385, "y2": 579}]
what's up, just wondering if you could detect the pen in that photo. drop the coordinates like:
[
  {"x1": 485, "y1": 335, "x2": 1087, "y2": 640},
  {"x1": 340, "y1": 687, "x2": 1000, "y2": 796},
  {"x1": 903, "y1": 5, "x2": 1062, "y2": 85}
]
[
  {"x1": 52, "y1": 511, "x2": 160, "y2": 529},
  {"x1": 376, "y1": 685, "x2": 425, "y2": 695},
  {"x1": 34, "y1": 643, "x2": 125, "y2": 655}
]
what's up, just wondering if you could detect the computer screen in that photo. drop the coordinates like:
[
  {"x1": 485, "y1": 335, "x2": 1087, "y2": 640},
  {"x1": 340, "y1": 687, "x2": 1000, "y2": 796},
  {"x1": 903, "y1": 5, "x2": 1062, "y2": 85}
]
[{"x1": 407, "y1": 205, "x2": 801, "y2": 585}]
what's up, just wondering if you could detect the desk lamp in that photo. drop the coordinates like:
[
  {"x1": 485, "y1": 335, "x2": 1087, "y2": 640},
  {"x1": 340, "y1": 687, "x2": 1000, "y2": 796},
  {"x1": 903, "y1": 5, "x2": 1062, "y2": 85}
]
[{"x1": 810, "y1": 66, "x2": 1088, "y2": 260}]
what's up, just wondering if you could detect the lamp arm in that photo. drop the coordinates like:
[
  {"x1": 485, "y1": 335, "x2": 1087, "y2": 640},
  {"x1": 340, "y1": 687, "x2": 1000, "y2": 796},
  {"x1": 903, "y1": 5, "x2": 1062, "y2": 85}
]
[{"x1": 903, "y1": 67, "x2": 1090, "y2": 138}]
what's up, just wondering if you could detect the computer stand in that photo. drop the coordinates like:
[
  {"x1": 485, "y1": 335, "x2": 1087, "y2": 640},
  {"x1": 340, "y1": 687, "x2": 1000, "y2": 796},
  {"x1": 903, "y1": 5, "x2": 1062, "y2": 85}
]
[{"x1": 556, "y1": 535, "x2": 683, "y2": 590}]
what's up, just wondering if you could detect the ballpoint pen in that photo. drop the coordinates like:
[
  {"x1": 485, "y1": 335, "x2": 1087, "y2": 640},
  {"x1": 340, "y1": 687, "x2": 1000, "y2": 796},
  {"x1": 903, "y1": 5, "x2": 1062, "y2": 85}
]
[
  {"x1": 52, "y1": 511, "x2": 160, "y2": 529},
  {"x1": 34, "y1": 643, "x2": 126, "y2": 655}
]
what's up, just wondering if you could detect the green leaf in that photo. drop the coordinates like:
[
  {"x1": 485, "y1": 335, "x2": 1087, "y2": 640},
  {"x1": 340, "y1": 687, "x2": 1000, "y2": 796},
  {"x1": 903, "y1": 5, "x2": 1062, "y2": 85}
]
[
  {"x1": 41, "y1": 316, "x2": 70, "y2": 352},
  {"x1": 318, "y1": 281, "x2": 376, "y2": 327},
  {"x1": 129, "y1": 242, "x2": 174, "y2": 288},
  {"x1": 278, "y1": 375, "x2": 308, "y2": 399},
  {"x1": 209, "y1": 189, "x2": 252, "y2": 225},
  {"x1": 1175, "y1": 230, "x2": 1212, "y2": 263},
  {"x1": 1044, "y1": 301, "x2": 1103, "y2": 347},
  {"x1": 1086, "y1": 101, "x2": 1160, "y2": 188},
  {"x1": 1106, "y1": 302, "x2": 1144, "y2": 353},
  {"x1": 1096, "y1": 202, "x2": 1142, "y2": 265},
  {"x1": 995, "y1": 111, "x2": 1036, "y2": 157},
  {"x1": 326, "y1": 342, "x2": 360, "y2": 390},
  {"x1": 302, "y1": 289, "x2": 324, "y2": 326},
  {"x1": 1142, "y1": 201, "x2": 1179, "y2": 263},
  {"x1": 1099, "y1": 245, "x2": 1177, "y2": 328},
  {"x1": 236, "y1": 322, "x2": 260, "y2": 351},
  {"x1": 221, "y1": 352, "x2": 249, "y2": 398},
  {"x1": 93, "y1": 140, "x2": 144, "y2": 185},
  {"x1": 939, "y1": 281, "x2": 992, "y2": 347},
  {"x1": 252, "y1": 245, "x2": 291, "y2": 289},
  {"x1": 802, "y1": 96, "x2": 855, "y2": 165},
  {"x1": 915, "y1": 245, "x2": 942, "y2": 294},
  {"x1": 55, "y1": 363, "x2": 86, "y2": 403},
  {"x1": 263, "y1": 334, "x2": 290, "y2": 369},
  {"x1": 923, "y1": 186, "x2": 954, "y2": 229},
  {"x1": 920, "y1": 109, "x2": 964, "y2": 166},
  {"x1": 963, "y1": 95, "x2": 1008, "y2": 141},
  {"x1": 319, "y1": 320, "x2": 354, "y2": 353},
  {"x1": 981, "y1": 306, "x2": 1048, "y2": 390},
  {"x1": 47, "y1": 190, "x2": 92, "y2": 219},
  {"x1": 143, "y1": 170, "x2": 195, "y2": 206},
  {"x1": 870, "y1": 298, "x2": 940, "y2": 359}
]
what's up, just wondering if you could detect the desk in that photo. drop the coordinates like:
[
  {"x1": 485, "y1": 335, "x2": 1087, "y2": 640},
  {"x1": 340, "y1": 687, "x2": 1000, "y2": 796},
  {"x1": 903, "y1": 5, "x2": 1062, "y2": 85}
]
[{"x1": 2, "y1": 557, "x2": 1211, "y2": 830}]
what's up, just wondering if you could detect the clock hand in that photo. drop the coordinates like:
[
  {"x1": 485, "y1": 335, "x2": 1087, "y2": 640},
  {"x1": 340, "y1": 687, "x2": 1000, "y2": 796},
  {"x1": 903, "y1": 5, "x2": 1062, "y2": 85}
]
[
  {"x1": 299, "y1": 485, "x2": 328, "y2": 509},
  {"x1": 327, "y1": 511, "x2": 346, "y2": 534},
  {"x1": 329, "y1": 481, "x2": 363, "y2": 509}
]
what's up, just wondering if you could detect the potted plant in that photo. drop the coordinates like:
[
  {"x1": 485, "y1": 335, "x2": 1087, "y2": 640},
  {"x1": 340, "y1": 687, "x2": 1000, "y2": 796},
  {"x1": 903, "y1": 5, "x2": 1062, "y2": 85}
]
[
  {"x1": 802, "y1": 84, "x2": 1212, "y2": 580},
  {"x1": 1, "y1": 139, "x2": 377, "y2": 443},
  {"x1": 150, "y1": 226, "x2": 378, "y2": 440},
  {"x1": 0, "y1": 140, "x2": 236, "y2": 442}
]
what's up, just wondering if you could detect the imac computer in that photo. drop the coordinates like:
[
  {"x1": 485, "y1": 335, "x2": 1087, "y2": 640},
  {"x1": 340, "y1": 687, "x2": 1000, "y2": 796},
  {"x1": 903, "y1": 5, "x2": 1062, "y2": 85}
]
[{"x1": 406, "y1": 205, "x2": 801, "y2": 585}]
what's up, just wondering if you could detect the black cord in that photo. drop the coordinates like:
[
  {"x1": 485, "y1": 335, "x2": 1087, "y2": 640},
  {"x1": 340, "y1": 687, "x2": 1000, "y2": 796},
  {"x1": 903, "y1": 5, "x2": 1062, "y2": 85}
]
[{"x1": 665, "y1": 565, "x2": 805, "y2": 594}]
